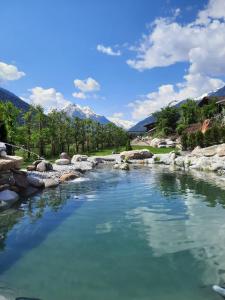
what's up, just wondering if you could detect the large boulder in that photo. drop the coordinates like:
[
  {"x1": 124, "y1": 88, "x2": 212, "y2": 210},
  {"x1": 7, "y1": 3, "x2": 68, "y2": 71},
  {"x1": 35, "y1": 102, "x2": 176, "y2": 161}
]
[
  {"x1": 27, "y1": 175, "x2": 44, "y2": 188},
  {"x1": 150, "y1": 138, "x2": 161, "y2": 148},
  {"x1": 13, "y1": 170, "x2": 28, "y2": 189},
  {"x1": 55, "y1": 159, "x2": 70, "y2": 165},
  {"x1": 216, "y1": 144, "x2": 225, "y2": 157},
  {"x1": 60, "y1": 172, "x2": 80, "y2": 182},
  {"x1": 191, "y1": 145, "x2": 217, "y2": 157},
  {"x1": 71, "y1": 155, "x2": 88, "y2": 163},
  {"x1": 0, "y1": 189, "x2": 19, "y2": 210},
  {"x1": 36, "y1": 161, "x2": 53, "y2": 172},
  {"x1": 120, "y1": 149, "x2": 152, "y2": 160},
  {"x1": 0, "y1": 156, "x2": 23, "y2": 171}
]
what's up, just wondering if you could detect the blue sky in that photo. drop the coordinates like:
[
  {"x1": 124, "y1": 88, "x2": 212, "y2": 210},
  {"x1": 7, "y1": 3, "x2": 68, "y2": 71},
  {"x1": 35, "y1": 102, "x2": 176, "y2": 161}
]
[{"x1": 1, "y1": 0, "x2": 225, "y2": 125}]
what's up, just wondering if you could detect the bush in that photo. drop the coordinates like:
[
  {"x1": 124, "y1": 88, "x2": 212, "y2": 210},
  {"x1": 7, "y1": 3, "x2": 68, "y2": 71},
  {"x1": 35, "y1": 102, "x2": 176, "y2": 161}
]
[
  {"x1": 195, "y1": 131, "x2": 204, "y2": 147},
  {"x1": 176, "y1": 124, "x2": 187, "y2": 135},
  {"x1": 188, "y1": 132, "x2": 197, "y2": 150},
  {"x1": 181, "y1": 132, "x2": 188, "y2": 150}
]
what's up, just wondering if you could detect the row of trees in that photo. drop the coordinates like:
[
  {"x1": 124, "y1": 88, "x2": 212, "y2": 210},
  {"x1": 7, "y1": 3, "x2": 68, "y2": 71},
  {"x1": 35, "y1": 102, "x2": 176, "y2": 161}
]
[
  {"x1": 0, "y1": 101, "x2": 129, "y2": 159},
  {"x1": 154, "y1": 98, "x2": 219, "y2": 136},
  {"x1": 181, "y1": 125, "x2": 225, "y2": 150}
]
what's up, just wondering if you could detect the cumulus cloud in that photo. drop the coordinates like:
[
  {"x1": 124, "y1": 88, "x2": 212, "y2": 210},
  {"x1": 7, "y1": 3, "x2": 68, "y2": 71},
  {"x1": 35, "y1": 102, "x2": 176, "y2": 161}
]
[
  {"x1": 127, "y1": 0, "x2": 225, "y2": 120},
  {"x1": 111, "y1": 112, "x2": 124, "y2": 118},
  {"x1": 73, "y1": 77, "x2": 100, "y2": 99},
  {"x1": 97, "y1": 44, "x2": 121, "y2": 56},
  {"x1": 28, "y1": 87, "x2": 70, "y2": 113},
  {"x1": 0, "y1": 61, "x2": 25, "y2": 81}
]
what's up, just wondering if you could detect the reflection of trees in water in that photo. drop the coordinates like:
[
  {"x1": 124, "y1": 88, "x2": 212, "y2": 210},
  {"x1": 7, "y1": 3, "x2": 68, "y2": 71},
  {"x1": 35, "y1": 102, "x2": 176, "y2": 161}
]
[
  {"x1": 0, "y1": 210, "x2": 24, "y2": 251},
  {"x1": 156, "y1": 169, "x2": 225, "y2": 208}
]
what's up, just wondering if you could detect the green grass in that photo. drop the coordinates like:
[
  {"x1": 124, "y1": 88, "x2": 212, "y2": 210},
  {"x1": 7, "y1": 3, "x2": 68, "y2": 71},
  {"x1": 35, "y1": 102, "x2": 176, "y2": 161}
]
[{"x1": 131, "y1": 145, "x2": 175, "y2": 154}]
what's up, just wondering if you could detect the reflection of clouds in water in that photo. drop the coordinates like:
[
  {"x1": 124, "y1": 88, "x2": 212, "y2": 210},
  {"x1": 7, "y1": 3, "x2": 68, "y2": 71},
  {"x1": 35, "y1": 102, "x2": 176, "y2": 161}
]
[
  {"x1": 129, "y1": 189, "x2": 225, "y2": 285},
  {"x1": 73, "y1": 194, "x2": 96, "y2": 202},
  {"x1": 96, "y1": 222, "x2": 113, "y2": 234},
  {"x1": 71, "y1": 177, "x2": 90, "y2": 183}
]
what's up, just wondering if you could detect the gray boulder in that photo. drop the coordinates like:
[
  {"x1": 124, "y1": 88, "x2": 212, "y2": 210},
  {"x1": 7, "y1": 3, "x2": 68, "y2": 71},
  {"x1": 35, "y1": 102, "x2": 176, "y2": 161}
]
[
  {"x1": 113, "y1": 163, "x2": 130, "y2": 170},
  {"x1": 60, "y1": 152, "x2": 70, "y2": 160}
]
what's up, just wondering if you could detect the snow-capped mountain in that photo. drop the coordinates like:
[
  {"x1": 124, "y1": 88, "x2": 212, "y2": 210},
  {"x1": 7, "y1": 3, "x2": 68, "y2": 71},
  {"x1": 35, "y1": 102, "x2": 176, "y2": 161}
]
[
  {"x1": 109, "y1": 117, "x2": 135, "y2": 130},
  {"x1": 63, "y1": 103, "x2": 110, "y2": 124}
]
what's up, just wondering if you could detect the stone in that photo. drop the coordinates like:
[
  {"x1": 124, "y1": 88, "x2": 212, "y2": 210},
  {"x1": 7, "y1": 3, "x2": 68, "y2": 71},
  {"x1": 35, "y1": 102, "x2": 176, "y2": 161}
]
[
  {"x1": 60, "y1": 172, "x2": 80, "y2": 182},
  {"x1": 216, "y1": 144, "x2": 225, "y2": 157},
  {"x1": 0, "y1": 156, "x2": 23, "y2": 171},
  {"x1": 113, "y1": 163, "x2": 130, "y2": 170},
  {"x1": 150, "y1": 138, "x2": 161, "y2": 148},
  {"x1": 0, "y1": 189, "x2": 19, "y2": 209},
  {"x1": 55, "y1": 158, "x2": 70, "y2": 165},
  {"x1": 71, "y1": 155, "x2": 88, "y2": 163},
  {"x1": 36, "y1": 161, "x2": 53, "y2": 172},
  {"x1": 21, "y1": 186, "x2": 39, "y2": 197},
  {"x1": 27, "y1": 165, "x2": 36, "y2": 171},
  {"x1": 60, "y1": 152, "x2": 70, "y2": 160},
  {"x1": 44, "y1": 178, "x2": 59, "y2": 188},
  {"x1": 0, "y1": 184, "x2": 10, "y2": 192},
  {"x1": 120, "y1": 149, "x2": 152, "y2": 160},
  {"x1": 13, "y1": 172, "x2": 28, "y2": 189},
  {"x1": 191, "y1": 145, "x2": 217, "y2": 157},
  {"x1": 32, "y1": 159, "x2": 43, "y2": 167},
  {"x1": 27, "y1": 175, "x2": 44, "y2": 188},
  {"x1": 9, "y1": 185, "x2": 20, "y2": 193}
]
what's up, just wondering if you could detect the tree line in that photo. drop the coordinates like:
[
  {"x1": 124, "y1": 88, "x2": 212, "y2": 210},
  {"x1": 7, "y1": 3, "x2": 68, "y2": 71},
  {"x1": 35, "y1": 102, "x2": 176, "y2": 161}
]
[{"x1": 0, "y1": 101, "x2": 129, "y2": 159}]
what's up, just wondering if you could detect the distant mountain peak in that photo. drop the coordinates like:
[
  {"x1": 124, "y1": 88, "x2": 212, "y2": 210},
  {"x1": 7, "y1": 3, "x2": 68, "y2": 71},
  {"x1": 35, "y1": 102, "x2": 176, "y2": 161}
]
[{"x1": 62, "y1": 102, "x2": 110, "y2": 124}]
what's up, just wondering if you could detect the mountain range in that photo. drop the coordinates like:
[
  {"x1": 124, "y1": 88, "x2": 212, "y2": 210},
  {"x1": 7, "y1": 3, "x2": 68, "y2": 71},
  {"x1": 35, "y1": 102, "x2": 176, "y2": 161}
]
[{"x1": 129, "y1": 84, "x2": 225, "y2": 133}]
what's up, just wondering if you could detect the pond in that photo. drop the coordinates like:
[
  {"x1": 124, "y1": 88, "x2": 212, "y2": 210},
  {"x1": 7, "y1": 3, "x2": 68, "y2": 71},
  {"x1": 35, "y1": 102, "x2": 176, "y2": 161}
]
[{"x1": 0, "y1": 166, "x2": 224, "y2": 300}]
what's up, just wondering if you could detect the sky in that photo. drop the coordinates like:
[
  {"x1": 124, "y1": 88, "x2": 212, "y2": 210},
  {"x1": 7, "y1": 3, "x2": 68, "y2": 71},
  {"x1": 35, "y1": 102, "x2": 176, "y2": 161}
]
[{"x1": 1, "y1": 0, "x2": 225, "y2": 126}]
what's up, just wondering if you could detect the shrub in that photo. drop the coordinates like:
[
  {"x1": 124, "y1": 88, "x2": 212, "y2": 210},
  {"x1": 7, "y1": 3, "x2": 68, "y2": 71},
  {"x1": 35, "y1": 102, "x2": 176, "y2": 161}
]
[
  {"x1": 181, "y1": 132, "x2": 188, "y2": 150},
  {"x1": 195, "y1": 131, "x2": 204, "y2": 148},
  {"x1": 125, "y1": 139, "x2": 132, "y2": 151}
]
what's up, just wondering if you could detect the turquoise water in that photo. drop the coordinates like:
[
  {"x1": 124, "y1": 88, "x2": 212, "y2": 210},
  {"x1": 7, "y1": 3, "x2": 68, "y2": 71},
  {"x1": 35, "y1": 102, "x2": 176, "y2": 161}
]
[{"x1": 0, "y1": 166, "x2": 225, "y2": 300}]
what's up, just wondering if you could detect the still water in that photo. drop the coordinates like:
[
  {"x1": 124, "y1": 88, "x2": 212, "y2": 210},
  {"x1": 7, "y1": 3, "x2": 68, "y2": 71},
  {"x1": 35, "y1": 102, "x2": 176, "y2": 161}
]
[{"x1": 0, "y1": 166, "x2": 225, "y2": 300}]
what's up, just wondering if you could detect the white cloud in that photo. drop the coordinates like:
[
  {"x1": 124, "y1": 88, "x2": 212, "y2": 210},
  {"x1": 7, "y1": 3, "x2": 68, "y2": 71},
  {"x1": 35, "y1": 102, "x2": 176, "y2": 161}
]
[
  {"x1": 72, "y1": 92, "x2": 86, "y2": 99},
  {"x1": 0, "y1": 61, "x2": 25, "y2": 81},
  {"x1": 127, "y1": 0, "x2": 225, "y2": 120},
  {"x1": 129, "y1": 74, "x2": 223, "y2": 120},
  {"x1": 28, "y1": 87, "x2": 70, "y2": 113},
  {"x1": 73, "y1": 77, "x2": 100, "y2": 99},
  {"x1": 97, "y1": 44, "x2": 121, "y2": 56},
  {"x1": 74, "y1": 77, "x2": 100, "y2": 93}
]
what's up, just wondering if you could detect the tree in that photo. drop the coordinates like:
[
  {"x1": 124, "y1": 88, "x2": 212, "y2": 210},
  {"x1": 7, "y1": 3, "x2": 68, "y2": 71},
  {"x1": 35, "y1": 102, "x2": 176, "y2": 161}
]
[
  {"x1": 154, "y1": 106, "x2": 179, "y2": 136},
  {"x1": 179, "y1": 99, "x2": 200, "y2": 126}
]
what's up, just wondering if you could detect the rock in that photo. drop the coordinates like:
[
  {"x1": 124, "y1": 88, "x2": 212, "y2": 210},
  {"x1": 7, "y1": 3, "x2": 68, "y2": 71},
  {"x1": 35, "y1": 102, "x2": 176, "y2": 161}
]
[
  {"x1": 55, "y1": 159, "x2": 70, "y2": 165},
  {"x1": 150, "y1": 138, "x2": 161, "y2": 148},
  {"x1": 113, "y1": 163, "x2": 130, "y2": 170},
  {"x1": 44, "y1": 178, "x2": 59, "y2": 188},
  {"x1": 0, "y1": 184, "x2": 10, "y2": 192},
  {"x1": 13, "y1": 171, "x2": 28, "y2": 188},
  {"x1": 32, "y1": 159, "x2": 43, "y2": 167},
  {"x1": 60, "y1": 152, "x2": 70, "y2": 160},
  {"x1": 27, "y1": 175, "x2": 44, "y2": 188},
  {"x1": 0, "y1": 155, "x2": 23, "y2": 171},
  {"x1": 60, "y1": 172, "x2": 80, "y2": 182},
  {"x1": 36, "y1": 161, "x2": 53, "y2": 172},
  {"x1": 0, "y1": 189, "x2": 19, "y2": 210},
  {"x1": 27, "y1": 165, "x2": 36, "y2": 171},
  {"x1": 71, "y1": 155, "x2": 88, "y2": 163},
  {"x1": 216, "y1": 144, "x2": 225, "y2": 157},
  {"x1": 9, "y1": 185, "x2": 20, "y2": 193},
  {"x1": 153, "y1": 153, "x2": 176, "y2": 165},
  {"x1": 21, "y1": 186, "x2": 39, "y2": 197},
  {"x1": 120, "y1": 149, "x2": 152, "y2": 160},
  {"x1": 191, "y1": 145, "x2": 217, "y2": 157}
]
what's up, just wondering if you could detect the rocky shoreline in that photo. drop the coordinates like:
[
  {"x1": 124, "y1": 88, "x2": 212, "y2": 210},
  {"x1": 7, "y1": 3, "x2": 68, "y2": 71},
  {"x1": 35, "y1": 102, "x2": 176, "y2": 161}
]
[{"x1": 2, "y1": 145, "x2": 225, "y2": 212}]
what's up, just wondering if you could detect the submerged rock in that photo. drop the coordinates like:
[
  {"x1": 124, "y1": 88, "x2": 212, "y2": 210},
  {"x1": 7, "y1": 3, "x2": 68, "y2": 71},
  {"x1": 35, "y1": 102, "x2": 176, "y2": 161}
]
[{"x1": 0, "y1": 189, "x2": 19, "y2": 210}]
